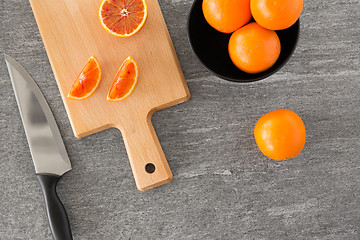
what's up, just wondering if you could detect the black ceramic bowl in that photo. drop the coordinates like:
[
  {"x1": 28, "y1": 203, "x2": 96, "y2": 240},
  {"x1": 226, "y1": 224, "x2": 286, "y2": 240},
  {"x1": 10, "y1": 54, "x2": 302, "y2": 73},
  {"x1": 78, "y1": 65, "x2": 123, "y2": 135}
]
[{"x1": 187, "y1": 0, "x2": 300, "y2": 82}]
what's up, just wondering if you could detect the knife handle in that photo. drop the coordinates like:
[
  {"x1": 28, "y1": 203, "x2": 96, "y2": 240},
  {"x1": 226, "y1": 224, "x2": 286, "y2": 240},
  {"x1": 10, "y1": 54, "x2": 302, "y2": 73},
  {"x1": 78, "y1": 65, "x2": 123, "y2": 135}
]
[{"x1": 36, "y1": 174, "x2": 73, "y2": 240}]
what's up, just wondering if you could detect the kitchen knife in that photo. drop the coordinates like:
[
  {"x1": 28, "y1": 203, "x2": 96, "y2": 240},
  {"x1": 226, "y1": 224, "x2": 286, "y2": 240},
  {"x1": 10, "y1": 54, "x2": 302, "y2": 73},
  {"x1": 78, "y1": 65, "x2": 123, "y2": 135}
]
[{"x1": 5, "y1": 54, "x2": 73, "y2": 240}]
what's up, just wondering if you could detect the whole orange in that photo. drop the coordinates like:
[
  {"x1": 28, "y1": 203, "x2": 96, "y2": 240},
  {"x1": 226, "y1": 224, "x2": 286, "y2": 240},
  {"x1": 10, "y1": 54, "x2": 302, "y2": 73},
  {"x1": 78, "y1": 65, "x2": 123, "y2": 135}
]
[
  {"x1": 202, "y1": 0, "x2": 251, "y2": 34},
  {"x1": 228, "y1": 22, "x2": 281, "y2": 74},
  {"x1": 254, "y1": 109, "x2": 306, "y2": 161},
  {"x1": 251, "y1": 0, "x2": 303, "y2": 30}
]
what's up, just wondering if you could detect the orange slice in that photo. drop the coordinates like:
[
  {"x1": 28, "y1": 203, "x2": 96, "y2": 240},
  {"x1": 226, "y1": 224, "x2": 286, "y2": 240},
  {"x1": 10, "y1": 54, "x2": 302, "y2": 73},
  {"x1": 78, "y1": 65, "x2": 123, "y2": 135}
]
[
  {"x1": 99, "y1": 0, "x2": 148, "y2": 38},
  {"x1": 107, "y1": 56, "x2": 139, "y2": 102},
  {"x1": 67, "y1": 56, "x2": 102, "y2": 101}
]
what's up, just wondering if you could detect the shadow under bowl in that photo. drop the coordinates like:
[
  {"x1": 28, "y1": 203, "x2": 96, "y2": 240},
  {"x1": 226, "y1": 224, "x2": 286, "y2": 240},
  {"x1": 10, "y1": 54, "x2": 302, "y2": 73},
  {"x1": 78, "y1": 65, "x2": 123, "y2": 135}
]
[{"x1": 187, "y1": 0, "x2": 300, "y2": 83}]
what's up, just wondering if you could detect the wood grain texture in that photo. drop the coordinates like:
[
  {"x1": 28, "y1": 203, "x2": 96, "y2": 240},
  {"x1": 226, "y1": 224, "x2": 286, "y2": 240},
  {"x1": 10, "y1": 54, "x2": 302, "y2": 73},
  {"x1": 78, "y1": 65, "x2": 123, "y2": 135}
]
[
  {"x1": 29, "y1": 0, "x2": 190, "y2": 190},
  {"x1": 1, "y1": 0, "x2": 360, "y2": 239}
]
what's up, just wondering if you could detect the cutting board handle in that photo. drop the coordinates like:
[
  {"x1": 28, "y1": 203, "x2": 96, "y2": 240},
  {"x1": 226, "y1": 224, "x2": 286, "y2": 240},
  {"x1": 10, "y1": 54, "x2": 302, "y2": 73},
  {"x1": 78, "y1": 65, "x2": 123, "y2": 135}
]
[{"x1": 118, "y1": 113, "x2": 173, "y2": 191}]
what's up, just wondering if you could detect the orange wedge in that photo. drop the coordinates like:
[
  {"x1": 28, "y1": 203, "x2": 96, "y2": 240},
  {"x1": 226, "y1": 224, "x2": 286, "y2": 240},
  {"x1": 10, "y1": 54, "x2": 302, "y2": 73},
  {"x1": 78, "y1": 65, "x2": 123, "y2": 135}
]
[
  {"x1": 107, "y1": 56, "x2": 139, "y2": 102},
  {"x1": 99, "y1": 0, "x2": 148, "y2": 38},
  {"x1": 67, "y1": 56, "x2": 102, "y2": 101}
]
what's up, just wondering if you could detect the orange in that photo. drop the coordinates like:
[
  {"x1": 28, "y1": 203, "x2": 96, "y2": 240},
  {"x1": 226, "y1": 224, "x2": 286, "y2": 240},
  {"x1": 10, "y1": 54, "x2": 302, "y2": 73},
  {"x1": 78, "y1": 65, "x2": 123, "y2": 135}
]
[
  {"x1": 107, "y1": 56, "x2": 139, "y2": 102},
  {"x1": 254, "y1": 109, "x2": 306, "y2": 161},
  {"x1": 67, "y1": 56, "x2": 102, "y2": 101},
  {"x1": 251, "y1": 0, "x2": 303, "y2": 30},
  {"x1": 228, "y1": 22, "x2": 281, "y2": 74},
  {"x1": 99, "y1": 0, "x2": 148, "y2": 37},
  {"x1": 202, "y1": 0, "x2": 251, "y2": 34}
]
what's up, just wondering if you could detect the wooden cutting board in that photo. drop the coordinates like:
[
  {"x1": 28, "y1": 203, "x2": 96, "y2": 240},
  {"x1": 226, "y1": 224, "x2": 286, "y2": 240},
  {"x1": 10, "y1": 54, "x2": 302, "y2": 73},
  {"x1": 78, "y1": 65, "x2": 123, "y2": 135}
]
[{"x1": 29, "y1": 0, "x2": 190, "y2": 191}]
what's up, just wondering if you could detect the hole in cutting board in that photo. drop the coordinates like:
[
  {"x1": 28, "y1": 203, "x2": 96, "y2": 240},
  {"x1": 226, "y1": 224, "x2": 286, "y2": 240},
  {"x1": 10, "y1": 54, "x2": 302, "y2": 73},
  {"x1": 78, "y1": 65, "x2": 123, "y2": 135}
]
[{"x1": 145, "y1": 163, "x2": 155, "y2": 173}]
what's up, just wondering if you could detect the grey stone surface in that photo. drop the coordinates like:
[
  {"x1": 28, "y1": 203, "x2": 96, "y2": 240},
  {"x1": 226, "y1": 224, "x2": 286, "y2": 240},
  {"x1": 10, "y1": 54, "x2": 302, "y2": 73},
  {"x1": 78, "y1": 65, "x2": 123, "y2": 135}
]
[{"x1": 1, "y1": 0, "x2": 360, "y2": 239}]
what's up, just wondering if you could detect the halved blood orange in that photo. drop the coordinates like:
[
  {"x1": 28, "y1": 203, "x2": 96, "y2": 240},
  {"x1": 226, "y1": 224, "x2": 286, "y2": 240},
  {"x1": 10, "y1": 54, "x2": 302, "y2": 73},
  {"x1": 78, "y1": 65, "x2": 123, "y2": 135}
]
[
  {"x1": 99, "y1": 0, "x2": 148, "y2": 38},
  {"x1": 67, "y1": 56, "x2": 102, "y2": 101},
  {"x1": 107, "y1": 56, "x2": 139, "y2": 102}
]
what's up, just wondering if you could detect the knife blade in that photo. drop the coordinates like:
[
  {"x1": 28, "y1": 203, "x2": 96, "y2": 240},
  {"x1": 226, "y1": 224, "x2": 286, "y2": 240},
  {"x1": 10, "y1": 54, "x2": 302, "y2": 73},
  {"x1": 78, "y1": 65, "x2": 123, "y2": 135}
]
[{"x1": 5, "y1": 54, "x2": 73, "y2": 240}]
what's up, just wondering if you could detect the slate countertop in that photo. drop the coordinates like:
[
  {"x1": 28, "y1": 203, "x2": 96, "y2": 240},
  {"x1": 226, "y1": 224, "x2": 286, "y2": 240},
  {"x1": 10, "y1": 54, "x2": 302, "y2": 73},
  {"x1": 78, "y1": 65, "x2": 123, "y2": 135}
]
[{"x1": 1, "y1": 0, "x2": 359, "y2": 239}]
